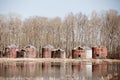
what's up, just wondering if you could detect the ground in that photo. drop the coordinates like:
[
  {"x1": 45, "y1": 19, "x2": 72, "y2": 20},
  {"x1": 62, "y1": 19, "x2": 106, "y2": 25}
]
[{"x1": 0, "y1": 58, "x2": 120, "y2": 63}]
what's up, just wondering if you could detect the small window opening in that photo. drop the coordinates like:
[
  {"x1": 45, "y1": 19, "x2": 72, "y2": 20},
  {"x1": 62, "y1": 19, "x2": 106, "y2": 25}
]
[
  {"x1": 78, "y1": 54, "x2": 81, "y2": 58},
  {"x1": 96, "y1": 54, "x2": 99, "y2": 57}
]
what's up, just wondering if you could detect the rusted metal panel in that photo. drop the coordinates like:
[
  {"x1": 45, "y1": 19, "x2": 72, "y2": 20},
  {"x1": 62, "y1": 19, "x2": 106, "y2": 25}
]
[
  {"x1": 92, "y1": 47, "x2": 107, "y2": 59},
  {"x1": 51, "y1": 50, "x2": 59, "y2": 58},
  {"x1": 72, "y1": 49, "x2": 86, "y2": 59},
  {"x1": 101, "y1": 48, "x2": 107, "y2": 58},
  {"x1": 72, "y1": 46, "x2": 93, "y2": 59},
  {"x1": 24, "y1": 45, "x2": 37, "y2": 58},
  {"x1": 4, "y1": 47, "x2": 10, "y2": 57},
  {"x1": 86, "y1": 49, "x2": 92, "y2": 59},
  {"x1": 42, "y1": 45, "x2": 54, "y2": 58},
  {"x1": 0, "y1": 49, "x2": 3, "y2": 58},
  {"x1": 10, "y1": 48, "x2": 18, "y2": 58},
  {"x1": 16, "y1": 49, "x2": 25, "y2": 58},
  {"x1": 42, "y1": 48, "x2": 52, "y2": 58},
  {"x1": 4, "y1": 45, "x2": 18, "y2": 58},
  {"x1": 60, "y1": 50, "x2": 66, "y2": 58},
  {"x1": 51, "y1": 49, "x2": 66, "y2": 58}
]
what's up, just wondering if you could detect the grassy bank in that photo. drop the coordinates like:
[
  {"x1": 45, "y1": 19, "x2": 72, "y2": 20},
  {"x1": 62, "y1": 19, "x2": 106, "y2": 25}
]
[{"x1": 0, "y1": 58, "x2": 120, "y2": 63}]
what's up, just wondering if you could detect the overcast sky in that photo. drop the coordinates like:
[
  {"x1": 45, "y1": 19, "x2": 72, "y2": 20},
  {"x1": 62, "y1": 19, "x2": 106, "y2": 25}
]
[{"x1": 0, "y1": 0, "x2": 120, "y2": 19}]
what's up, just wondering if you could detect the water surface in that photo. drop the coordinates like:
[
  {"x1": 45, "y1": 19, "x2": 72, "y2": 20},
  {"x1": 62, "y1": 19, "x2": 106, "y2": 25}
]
[{"x1": 0, "y1": 61, "x2": 120, "y2": 80}]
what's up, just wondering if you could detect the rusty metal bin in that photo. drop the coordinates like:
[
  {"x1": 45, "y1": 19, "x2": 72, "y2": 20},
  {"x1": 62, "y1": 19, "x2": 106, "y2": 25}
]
[
  {"x1": 51, "y1": 49, "x2": 66, "y2": 58},
  {"x1": 72, "y1": 49, "x2": 86, "y2": 58},
  {"x1": 92, "y1": 47, "x2": 107, "y2": 59},
  {"x1": 4, "y1": 44, "x2": 19, "y2": 58},
  {"x1": 24, "y1": 45, "x2": 37, "y2": 58},
  {"x1": 42, "y1": 45, "x2": 54, "y2": 58}
]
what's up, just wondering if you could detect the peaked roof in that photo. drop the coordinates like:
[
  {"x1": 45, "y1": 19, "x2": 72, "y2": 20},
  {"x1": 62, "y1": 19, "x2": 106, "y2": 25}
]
[
  {"x1": 43, "y1": 44, "x2": 54, "y2": 48},
  {"x1": 25, "y1": 45, "x2": 36, "y2": 49},
  {"x1": 8, "y1": 44, "x2": 18, "y2": 48}
]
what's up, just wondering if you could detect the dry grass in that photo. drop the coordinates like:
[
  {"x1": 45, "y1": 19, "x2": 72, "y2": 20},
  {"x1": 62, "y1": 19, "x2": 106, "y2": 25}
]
[{"x1": 0, "y1": 58, "x2": 120, "y2": 63}]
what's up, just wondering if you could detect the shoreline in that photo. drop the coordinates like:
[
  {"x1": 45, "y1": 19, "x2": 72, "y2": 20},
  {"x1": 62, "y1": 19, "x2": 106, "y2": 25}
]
[{"x1": 0, "y1": 58, "x2": 120, "y2": 63}]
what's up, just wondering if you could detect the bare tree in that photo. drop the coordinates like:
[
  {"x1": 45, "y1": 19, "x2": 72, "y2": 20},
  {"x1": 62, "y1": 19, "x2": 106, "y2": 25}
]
[{"x1": 0, "y1": 10, "x2": 119, "y2": 58}]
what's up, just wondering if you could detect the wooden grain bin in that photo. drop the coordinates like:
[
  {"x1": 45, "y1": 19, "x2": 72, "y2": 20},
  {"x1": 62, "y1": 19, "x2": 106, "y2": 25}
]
[
  {"x1": 42, "y1": 45, "x2": 54, "y2": 58},
  {"x1": 92, "y1": 46, "x2": 107, "y2": 59},
  {"x1": 5, "y1": 44, "x2": 18, "y2": 58},
  {"x1": 24, "y1": 45, "x2": 37, "y2": 58},
  {"x1": 51, "y1": 49, "x2": 66, "y2": 58},
  {"x1": 72, "y1": 46, "x2": 86, "y2": 59}
]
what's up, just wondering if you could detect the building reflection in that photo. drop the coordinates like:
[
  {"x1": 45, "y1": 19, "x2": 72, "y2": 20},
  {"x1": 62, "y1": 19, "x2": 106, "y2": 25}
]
[
  {"x1": 0, "y1": 62, "x2": 120, "y2": 80},
  {"x1": 72, "y1": 62, "x2": 92, "y2": 80},
  {"x1": 92, "y1": 63, "x2": 107, "y2": 80},
  {"x1": 107, "y1": 63, "x2": 120, "y2": 80}
]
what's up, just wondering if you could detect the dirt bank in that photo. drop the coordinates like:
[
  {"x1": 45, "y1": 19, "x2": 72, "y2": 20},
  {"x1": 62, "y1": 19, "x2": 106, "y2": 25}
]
[{"x1": 0, "y1": 58, "x2": 120, "y2": 63}]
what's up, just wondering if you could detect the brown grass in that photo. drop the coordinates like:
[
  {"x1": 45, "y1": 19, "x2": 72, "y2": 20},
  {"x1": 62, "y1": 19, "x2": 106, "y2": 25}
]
[{"x1": 0, "y1": 58, "x2": 120, "y2": 63}]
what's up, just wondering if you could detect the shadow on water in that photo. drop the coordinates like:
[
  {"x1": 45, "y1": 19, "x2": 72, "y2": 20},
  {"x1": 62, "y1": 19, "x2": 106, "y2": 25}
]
[{"x1": 0, "y1": 61, "x2": 120, "y2": 80}]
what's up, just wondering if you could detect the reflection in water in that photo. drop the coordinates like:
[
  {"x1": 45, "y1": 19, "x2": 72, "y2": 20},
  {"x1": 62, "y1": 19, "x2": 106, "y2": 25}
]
[{"x1": 0, "y1": 62, "x2": 120, "y2": 80}]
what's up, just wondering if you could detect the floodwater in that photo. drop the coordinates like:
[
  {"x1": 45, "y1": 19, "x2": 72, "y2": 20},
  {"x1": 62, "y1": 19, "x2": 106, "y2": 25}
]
[{"x1": 0, "y1": 61, "x2": 120, "y2": 80}]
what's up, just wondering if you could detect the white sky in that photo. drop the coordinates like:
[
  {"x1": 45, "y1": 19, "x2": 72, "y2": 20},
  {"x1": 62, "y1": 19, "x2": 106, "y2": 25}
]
[{"x1": 0, "y1": 0, "x2": 120, "y2": 19}]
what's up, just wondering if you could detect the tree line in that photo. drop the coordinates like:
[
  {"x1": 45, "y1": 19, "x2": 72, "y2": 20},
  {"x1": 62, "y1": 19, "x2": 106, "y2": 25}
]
[{"x1": 0, "y1": 10, "x2": 120, "y2": 58}]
